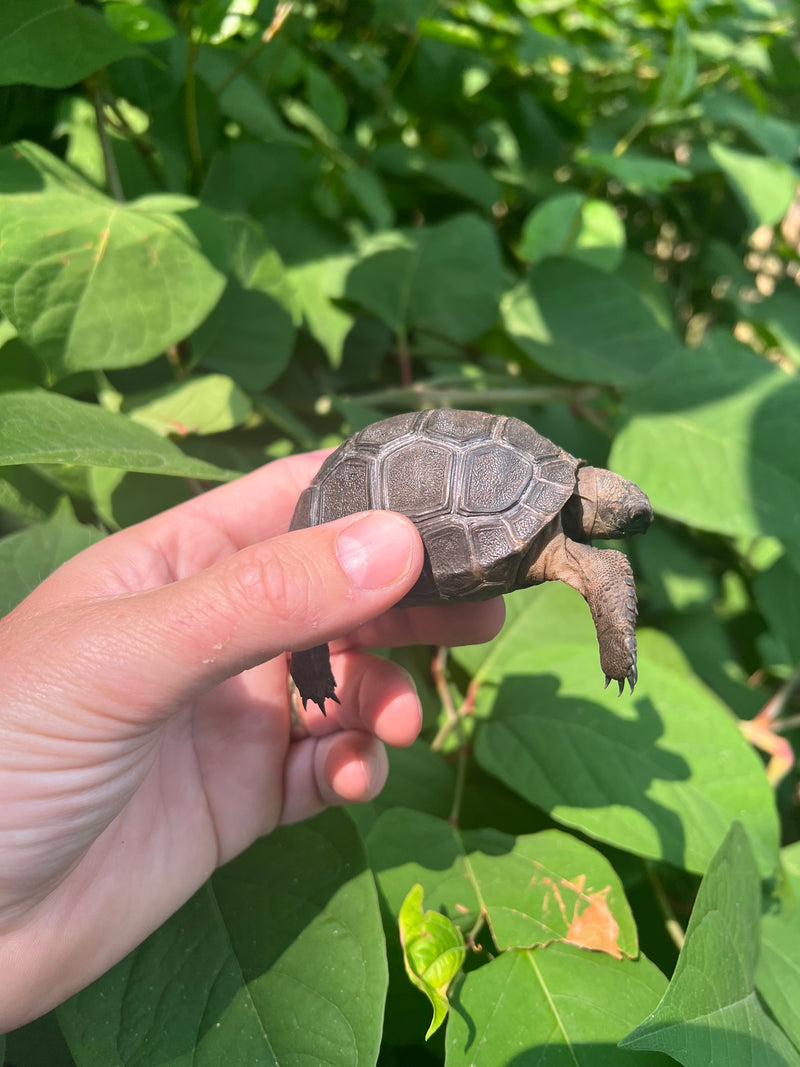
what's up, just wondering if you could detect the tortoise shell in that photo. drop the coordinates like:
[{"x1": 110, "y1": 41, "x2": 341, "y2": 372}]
[{"x1": 291, "y1": 408, "x2": 580, "y2": 604}]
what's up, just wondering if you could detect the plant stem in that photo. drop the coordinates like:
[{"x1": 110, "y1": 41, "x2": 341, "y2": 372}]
[
  {"x1": 184, "y1": 39, "x2": 203, "y2": 189},
  {"x1": 213, "y1": 1, "x2": 295, "y2": 96},
  {"x1": 644, "y1": 861, "x2": 686, "y2": 951},
  {"x1": 89, "y1": 84, "x2": 124, "y2": 201},
  {"x1": 103, "y1": 92, "x2": 166, "y2": 190},
  {"x1": 352, "y1": 381, "x2": 585, "y2": 410}
]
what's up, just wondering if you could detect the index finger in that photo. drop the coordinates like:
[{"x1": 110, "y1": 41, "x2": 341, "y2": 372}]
[{"x1": 165, "y1": 449, "x2": 333, "y2": 550}]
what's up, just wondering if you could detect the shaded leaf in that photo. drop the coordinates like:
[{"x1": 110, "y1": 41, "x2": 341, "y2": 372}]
[
  {"x1": 621, "y1": 823, "x2": 799, "y2": 1066},
  {"x1": 0, "y1": 0, "x2": 136, "y2": 88},
  {"x1": 58, "y1": 811, "x2": 387, "y2": 1066},
  {"x1": 346, "y1": 215, "x2": 504, "y2": 344},
  {"x1": 577, "y1": 149, "x2": 691, "y2": 193},
  {"x1": 459, "y1": 584, "x2": 779, "y2": 875},
  {"x1": 758, "y1": 842, "x2": 800, "y2": 1052},
  {"x1": 753, "y1": 556, "x2": 800, "y2": 666},
  {"x1": 0, "y1": 499, "x2": 105, "y2": 615},
  {"x1": 503, "y1": 259, "x2": 679, "y2": 386}
]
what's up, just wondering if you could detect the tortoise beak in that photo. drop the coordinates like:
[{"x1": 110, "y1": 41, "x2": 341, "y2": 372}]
[{"x1": 626, "y1": 500, "x2": 654, "y2": 535}]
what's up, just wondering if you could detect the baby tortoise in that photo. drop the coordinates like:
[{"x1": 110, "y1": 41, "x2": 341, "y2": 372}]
[{"x1": 289, "y1": 409, "x2": 652, "y2": 712}]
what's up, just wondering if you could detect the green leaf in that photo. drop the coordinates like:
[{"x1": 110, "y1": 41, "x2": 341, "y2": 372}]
[
  {"x1": 635, "y1": 522, "x2": 716, "y2": 614},
  {"x1": 367, "y1": 810, "x2": 639, "y2": 960},
  {"x1": 461, "y1": 584, "x2": 779, "y2": 876},
  {"x1": 758, "y1": 842, "x2": 800, "y2": 1052},
  {"x1": 346, "y1": 214, "x2": 504, "y2": 344},
  {"x1": 103, "y1": 2, "x2": 175, "y2": 43},
  {"x1": 288, "y1": 253, "x2": 357, "y2": 368},
  {"x1": 58, "y1": 811, "x2": 387, "y2": 1065},
  {"x1": 503, "y1": 259, "x2": 678, "y2": 386},
  {"x1": 701, "y1": 92, "x2": 800, "y2": 163},
  {"x1": 0, "y1": 389, "x2": 234, "y2": 479},
  {"x1": 0, "y1": 0, "x2": 137, "y2": 88},
  {"x1": 758, "y1": 291, "x2": 800, "y2": 368},
  {"x1": 399, "y1": 884, "x2": 466, "y2": 1039},
  {"x1": 307, "y1": 64, "x2": 348, "y2": 135},
  {"x1": 709, "y1": 142, "x2": 797, "y2": 228},
  {"x1": 577, "y1": 149, "x2": 691, "y2": 193},
  {"x1": 0, "y1": 148, "x2": 227, "y2": 376},
  {"x1": 122, "y1": 373, "x2": 253, "y2": 437},
  {"x1": 656, "y1": 16, "x2": 697, "y2": 110},
  {"x1": 0, "y1": 499, "x2": 105, "y2": 615},
  {"x1": 610, "y1": 334, "x2": 800, "y2": 551},
  {"x1": 621, "y1": 823, "x2": 800, "y2": 1066},
  {"x1": 465, "y1": 827, "x2": 638, "y2": 958},
  {"x1": 518, "y1": 193, "x2": 625, "y2": 272},
  {"x1": 446, "y1": 945, "x2": 671, "y2": 1066}
]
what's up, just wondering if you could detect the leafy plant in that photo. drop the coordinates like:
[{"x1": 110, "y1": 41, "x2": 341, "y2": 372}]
[{"x1": 2, "y1": 0, "x2": 800, "y2": 1063}]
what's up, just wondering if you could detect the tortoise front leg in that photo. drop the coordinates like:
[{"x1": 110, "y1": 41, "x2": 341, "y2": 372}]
[
  {"x1": 290, "y1": 644, "x2": 341, "y2": 714},
  {"x1": 524, "y1": 533, "x2": 638, "y2": 693}
]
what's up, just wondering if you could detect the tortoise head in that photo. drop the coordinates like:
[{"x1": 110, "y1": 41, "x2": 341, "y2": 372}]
[{"x1": 563, "y1": 466, "x2": 653, "y2": 541}]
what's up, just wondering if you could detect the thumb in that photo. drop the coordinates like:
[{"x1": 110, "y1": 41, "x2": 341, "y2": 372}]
[{"x1": 106, "y1": 510, "x2": 423, "y2": 712}]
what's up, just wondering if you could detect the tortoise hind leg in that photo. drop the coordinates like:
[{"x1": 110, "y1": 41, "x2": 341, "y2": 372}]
[
  {"x1": 290, "y1": 644, "x2": 341, "y2": 714},
  {"x1": 524, "y1": 534, "x2": 638, "y2": 693}
]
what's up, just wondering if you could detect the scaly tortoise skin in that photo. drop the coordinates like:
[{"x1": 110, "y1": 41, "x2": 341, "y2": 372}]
[{"x1": 289, "y1": 409, "x2": 653, "y2": 712}]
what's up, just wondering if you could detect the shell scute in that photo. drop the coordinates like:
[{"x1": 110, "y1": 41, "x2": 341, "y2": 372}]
[{"x1": 382, "y1": 442, "x2": 452, "y2": 519}]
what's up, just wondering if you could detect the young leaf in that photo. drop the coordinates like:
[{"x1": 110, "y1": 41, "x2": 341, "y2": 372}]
[
  {"x1": 0, "y1": 0, "x2": 136, "y2": 89},
  {"x1": 621, "y1": 823, "x2": 800, "y2": 1066},
  {"x1": 399, "y1": 884, "x2": 466, "y2": 1039}
]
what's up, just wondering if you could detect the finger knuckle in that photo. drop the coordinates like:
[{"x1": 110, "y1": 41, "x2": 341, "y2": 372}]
[{"x1": 229, "y1": 547, "x2": 321, "y2": 626}]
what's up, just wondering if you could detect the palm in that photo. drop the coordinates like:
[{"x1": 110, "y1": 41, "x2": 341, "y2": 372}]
[{"x1": 0, "y1": 452, "x2": 502, "y2": 1023}]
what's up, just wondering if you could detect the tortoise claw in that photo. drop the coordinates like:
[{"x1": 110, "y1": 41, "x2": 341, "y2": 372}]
[{"x1": 604, "y1": 675, "x2": 612, "y2": 690}]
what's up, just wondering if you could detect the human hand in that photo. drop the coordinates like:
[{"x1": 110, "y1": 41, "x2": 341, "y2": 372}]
[{"x1": 0, "y1": 452, "x2": 504, "y2": 1031}]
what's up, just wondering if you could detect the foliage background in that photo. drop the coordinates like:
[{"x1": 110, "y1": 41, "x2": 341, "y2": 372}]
[{"x1": 1, "y1": 0, "x2": 800, "y2": 1064}]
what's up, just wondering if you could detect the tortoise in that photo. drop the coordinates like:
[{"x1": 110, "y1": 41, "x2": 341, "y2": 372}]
[{"x1": 289, "y1": 408, "x2": 652, "y2": 712}]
